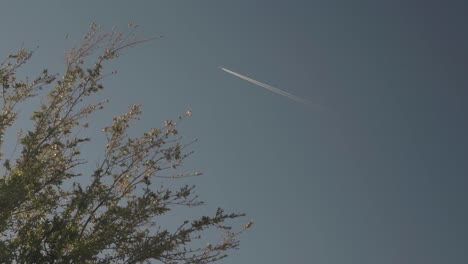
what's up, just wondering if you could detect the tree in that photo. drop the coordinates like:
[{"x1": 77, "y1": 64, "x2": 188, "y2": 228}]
[{"x1": 0, "y1": 24, "x2": 251, "y2": 263}]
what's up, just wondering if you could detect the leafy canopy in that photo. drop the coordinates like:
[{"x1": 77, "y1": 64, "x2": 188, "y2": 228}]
[{"x1": 0, "y1": 23, "x2": 251, "y2": 263}]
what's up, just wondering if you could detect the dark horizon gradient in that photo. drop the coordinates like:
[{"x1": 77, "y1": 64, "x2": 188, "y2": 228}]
[{"x1": 1, "y1": 1, "x2": 468, "y2": 263}]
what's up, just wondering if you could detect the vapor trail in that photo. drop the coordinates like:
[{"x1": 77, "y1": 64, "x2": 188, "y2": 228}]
[{"x1": 220, "y1": 67, "x2": 316, "y2": 106}]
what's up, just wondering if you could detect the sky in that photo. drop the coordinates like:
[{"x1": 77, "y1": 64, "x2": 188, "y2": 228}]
[{"x1": 1, "y1": 1, "x2": 468, "y2": 263}]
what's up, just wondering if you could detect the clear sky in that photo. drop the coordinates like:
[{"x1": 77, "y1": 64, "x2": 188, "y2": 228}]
[{"x1": 1, "y1": 1, "x2": 468, "y2": 263}]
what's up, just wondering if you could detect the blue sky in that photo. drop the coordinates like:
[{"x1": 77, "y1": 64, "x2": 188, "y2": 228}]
[{"x1": 1, "y1": 1, "x2": 468, "y2": 263}]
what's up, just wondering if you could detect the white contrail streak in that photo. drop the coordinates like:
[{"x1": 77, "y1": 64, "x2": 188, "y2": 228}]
[{"x1": 220, "y1": 67, "x2": 316, "y2": 106}]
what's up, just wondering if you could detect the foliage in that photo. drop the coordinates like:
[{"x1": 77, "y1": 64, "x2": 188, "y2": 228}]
[{"x1": 0, "y1": 24, "x2": 251, "y2": 263}]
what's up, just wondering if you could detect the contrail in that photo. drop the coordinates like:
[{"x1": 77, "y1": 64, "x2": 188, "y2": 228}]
[{"x1": 220, "y1": 67, "x2": 317, "y2": 106}]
